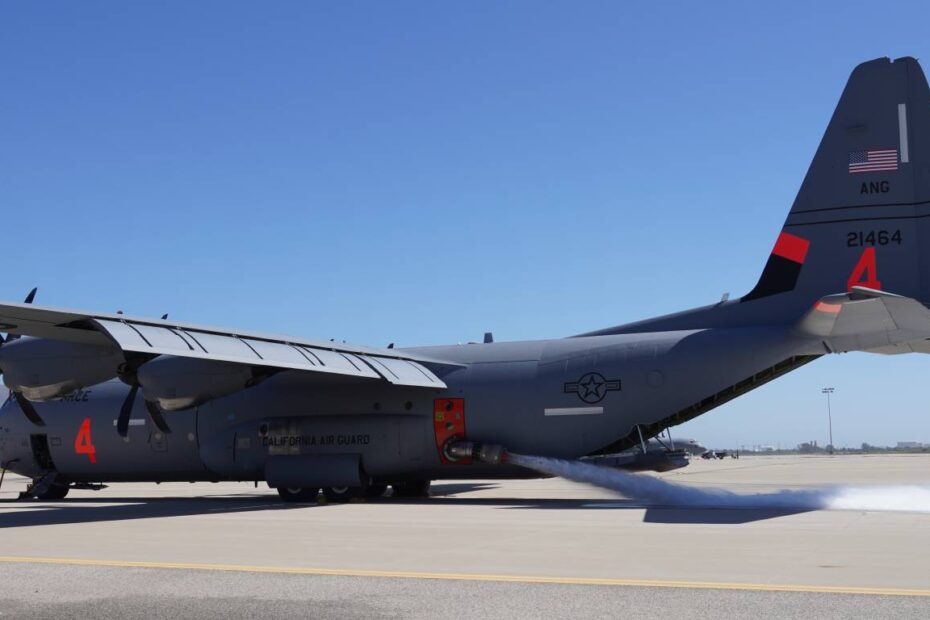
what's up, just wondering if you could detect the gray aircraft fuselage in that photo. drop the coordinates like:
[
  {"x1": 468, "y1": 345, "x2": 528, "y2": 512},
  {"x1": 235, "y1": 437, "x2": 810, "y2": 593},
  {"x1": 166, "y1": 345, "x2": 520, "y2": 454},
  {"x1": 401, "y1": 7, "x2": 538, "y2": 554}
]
[{"x1": 0, "y1": 323, "x2": 814, "y2": 485}]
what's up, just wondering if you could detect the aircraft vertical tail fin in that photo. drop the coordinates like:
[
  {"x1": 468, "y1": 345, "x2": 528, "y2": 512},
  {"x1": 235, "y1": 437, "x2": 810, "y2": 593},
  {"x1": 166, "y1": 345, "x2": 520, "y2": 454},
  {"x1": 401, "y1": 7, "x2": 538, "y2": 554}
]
[
  {"x1": 577, "y1": 57, "x2": 930, "y2": 339},
  {"x1": 743, "y1": 57, "x2": 930, "y2": 319}
]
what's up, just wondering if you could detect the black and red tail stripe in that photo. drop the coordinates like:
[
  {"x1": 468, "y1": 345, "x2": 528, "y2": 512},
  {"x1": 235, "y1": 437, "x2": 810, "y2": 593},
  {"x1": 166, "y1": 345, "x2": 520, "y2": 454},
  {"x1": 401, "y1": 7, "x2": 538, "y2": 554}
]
[{"x1": 742, "y1": 232, "x2": 810, "y2": 302}]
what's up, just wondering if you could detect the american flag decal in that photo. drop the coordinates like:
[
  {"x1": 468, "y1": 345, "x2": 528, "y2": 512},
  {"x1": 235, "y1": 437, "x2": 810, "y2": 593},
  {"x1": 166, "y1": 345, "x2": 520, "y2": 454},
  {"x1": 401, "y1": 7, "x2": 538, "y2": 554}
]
[{"x1": 848, "y1": 149, "x2": 898, "y2": 174}]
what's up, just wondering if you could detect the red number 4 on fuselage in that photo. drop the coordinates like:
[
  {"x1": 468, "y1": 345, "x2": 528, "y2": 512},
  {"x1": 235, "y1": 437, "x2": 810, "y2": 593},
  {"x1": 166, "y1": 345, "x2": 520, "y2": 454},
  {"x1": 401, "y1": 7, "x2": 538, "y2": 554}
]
[{"x1": 74, "y1": 417, "x2": 97, "y2": 464}]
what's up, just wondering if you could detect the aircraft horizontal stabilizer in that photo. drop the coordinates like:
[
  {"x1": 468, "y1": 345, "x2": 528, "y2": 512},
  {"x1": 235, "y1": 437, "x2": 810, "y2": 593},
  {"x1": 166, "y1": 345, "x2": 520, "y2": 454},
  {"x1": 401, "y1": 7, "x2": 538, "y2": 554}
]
[{"x1": 796, "y1": 286, "x2": 930, "y2": 354}]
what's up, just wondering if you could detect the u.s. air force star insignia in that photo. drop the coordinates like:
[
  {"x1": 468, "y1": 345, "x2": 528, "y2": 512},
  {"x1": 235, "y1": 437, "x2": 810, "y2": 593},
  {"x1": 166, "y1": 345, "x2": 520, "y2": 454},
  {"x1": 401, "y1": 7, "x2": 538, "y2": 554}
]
[{"x1": 563, "y1": 372, "x2": 621, "y2": 404}]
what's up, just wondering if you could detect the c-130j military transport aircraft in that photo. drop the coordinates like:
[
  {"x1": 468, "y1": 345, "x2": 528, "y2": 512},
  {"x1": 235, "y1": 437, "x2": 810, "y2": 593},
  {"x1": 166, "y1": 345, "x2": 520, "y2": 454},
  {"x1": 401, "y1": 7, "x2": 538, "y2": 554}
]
[{"x1": 2, "y1": 56, "x2": 930, "y2": 502}]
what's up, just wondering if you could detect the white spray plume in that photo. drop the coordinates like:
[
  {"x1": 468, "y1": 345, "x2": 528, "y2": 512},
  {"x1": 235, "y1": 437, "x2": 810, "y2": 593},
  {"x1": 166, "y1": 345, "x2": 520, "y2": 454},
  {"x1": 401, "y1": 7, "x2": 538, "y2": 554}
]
[{"x1": 508, "y1": 453, "x2": 930, "y2": 513}]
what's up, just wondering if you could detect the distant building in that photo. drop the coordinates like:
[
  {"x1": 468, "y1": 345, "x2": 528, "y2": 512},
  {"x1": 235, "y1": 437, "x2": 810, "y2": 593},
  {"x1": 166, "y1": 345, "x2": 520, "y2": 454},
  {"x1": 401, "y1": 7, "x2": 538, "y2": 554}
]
[
  {"x1": 896, "y1": 441, "x2": 928, "y2": 449},
  {"x1": 797, "y1": 441, "x2": 822, "y2": 453}
]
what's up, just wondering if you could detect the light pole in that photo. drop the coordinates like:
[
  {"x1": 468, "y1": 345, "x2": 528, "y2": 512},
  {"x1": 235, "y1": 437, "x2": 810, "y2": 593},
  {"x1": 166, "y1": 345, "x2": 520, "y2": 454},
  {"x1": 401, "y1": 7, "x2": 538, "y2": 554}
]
[{"x1": 822, "y1": 387, "x2": 835, "y2": 454}]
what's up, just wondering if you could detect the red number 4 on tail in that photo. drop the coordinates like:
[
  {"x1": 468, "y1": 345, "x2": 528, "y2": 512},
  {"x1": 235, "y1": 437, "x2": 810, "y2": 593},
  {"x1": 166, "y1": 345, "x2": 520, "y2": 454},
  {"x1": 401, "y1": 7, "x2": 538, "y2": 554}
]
[
  {"x1": 74, "y1": 417, "x2": 97, "y2": 464},
  {"x1": 847, "y1": 247, "x2": 882, "y2": 291}
]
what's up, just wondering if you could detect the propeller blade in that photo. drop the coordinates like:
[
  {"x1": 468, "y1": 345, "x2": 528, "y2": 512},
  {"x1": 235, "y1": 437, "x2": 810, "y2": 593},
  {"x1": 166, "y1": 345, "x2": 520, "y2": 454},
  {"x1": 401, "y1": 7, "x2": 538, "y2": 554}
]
[
  {"x1": 12, "y1": 392, "x2": 45, "y2": 427},
  {"x1": 145, "y1": 399, "x2": 171, "y2": 434},
  {"x1": 116, "y1": 384, "x2": 139, "y2": 437},
  {"x1": 2, "y1": 287, "x2": 38, "y2": 345}
]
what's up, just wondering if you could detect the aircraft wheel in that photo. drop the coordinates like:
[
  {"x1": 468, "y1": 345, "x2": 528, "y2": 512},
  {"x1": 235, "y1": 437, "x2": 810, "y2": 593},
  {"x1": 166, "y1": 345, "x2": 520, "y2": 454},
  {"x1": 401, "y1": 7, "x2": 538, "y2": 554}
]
[
  {"x1": 36, "y1": 483, "x2": 70, "y2": 501},
  {"x1": 322, "y1": 486, "x2": 366, "y2": 502},
  {"x1": 363, "y1": 484, "x2": 388, "y2": 499},
  {"x1": 277, "y1": 487, "x2": 320, "y2": 503},
  {"x1": 391, "y1": 480, "x2": 431, "y2": 498}
]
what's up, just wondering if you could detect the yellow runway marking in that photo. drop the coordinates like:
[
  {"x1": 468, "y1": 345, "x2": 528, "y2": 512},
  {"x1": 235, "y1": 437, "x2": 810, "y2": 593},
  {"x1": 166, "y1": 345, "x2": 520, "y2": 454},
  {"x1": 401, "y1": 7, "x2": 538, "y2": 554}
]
[{"x1": 0, "y1": 556, "x2": 928, "y2": 597}]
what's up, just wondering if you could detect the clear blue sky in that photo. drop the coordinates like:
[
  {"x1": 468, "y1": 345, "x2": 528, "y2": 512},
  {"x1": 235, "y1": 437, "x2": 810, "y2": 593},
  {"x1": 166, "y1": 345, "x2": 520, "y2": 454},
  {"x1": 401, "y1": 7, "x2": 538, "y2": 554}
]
[{"x1": 2, "y1": 2, "x2": 929, "y2": 448}]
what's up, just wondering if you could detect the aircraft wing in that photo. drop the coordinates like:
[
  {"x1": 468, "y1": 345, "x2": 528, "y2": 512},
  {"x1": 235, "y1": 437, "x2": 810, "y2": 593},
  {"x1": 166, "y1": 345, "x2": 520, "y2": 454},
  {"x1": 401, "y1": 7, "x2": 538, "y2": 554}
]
[
  {"x1": 796, "y1": 286, "x2": 930, "y2": 354},
  {"x1": 0, "y1": 300, "x2": 456, "y2": 388}
]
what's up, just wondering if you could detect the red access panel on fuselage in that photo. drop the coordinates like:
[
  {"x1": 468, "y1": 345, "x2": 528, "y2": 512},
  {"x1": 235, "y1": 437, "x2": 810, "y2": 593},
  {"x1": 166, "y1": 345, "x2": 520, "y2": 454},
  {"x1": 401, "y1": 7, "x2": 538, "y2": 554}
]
[{"x1": 433, "y1": 398, "x2": 470, "y2": 465}]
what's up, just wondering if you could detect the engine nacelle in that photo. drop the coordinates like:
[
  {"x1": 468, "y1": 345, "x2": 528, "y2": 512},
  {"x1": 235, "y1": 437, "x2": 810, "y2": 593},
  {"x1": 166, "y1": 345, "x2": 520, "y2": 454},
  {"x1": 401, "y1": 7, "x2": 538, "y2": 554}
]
[
  {"x1": 137, "y1": 356, "x2": 256, "y2": 411},
  {"x1": 0, "y1": 336, "x2": 124, "y2": 401}
]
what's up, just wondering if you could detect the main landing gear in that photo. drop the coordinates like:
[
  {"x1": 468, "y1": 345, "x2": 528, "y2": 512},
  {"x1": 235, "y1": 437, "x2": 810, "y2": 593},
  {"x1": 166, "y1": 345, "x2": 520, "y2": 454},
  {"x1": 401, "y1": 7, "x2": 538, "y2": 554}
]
[
  {"x1": 274, "y1": 480, "x2": 431, "y2": 503},
  {"x1": 277, "y1": 486, "x2": 320, "y2": 502},
  {"x1": 322, "y1": 483, "x2": 388, "y2": 502},
  {"x1": 36, "y1": 483, "x2": 70, "y2": 500},
  {"x1": 391, "y1": 480, "x2": 431, "y2": 498},
  {"x1": 19, "y1": 472, "x2": 70, "y2": 500}
]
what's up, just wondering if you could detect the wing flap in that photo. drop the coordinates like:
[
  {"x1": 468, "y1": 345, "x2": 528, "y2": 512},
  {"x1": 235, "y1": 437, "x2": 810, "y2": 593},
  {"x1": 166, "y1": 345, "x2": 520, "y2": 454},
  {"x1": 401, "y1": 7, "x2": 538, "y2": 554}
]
[
  {"x1": 360, "y1": 355, "x2": 445, "y2": 387},
  {"x1": 92, "y1": 319, "x2": 402, "y2": 381},
  {"x1": 0, "y1": 300, "x2": 455, "y2": 388},
  {"x1": 132, "y1": 323, "x2": 197, "y2": 351}
]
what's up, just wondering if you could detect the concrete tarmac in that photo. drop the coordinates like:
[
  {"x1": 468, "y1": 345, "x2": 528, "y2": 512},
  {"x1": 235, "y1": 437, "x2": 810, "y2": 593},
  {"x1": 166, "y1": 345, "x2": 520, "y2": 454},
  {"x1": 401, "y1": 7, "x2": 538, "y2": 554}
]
[{"x1": 1, "y1": 454, "x2": 929, "y2": 618}]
